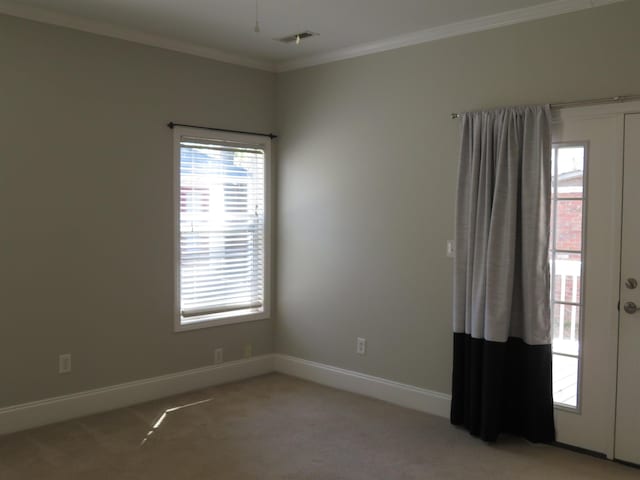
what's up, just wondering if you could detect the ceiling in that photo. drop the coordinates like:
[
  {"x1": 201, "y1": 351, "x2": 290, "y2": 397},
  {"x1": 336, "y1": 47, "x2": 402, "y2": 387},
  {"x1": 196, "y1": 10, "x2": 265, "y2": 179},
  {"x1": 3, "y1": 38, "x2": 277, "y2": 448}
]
[{"x1": 0, "y1": 0, "x2": 623, "y2": 71}]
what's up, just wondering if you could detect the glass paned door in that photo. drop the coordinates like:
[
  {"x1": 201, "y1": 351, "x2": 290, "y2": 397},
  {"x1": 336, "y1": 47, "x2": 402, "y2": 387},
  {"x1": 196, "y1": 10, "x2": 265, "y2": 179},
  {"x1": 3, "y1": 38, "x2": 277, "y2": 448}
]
[{"x1": 551, "y1": 111, "x2": 622, "y2": 457}]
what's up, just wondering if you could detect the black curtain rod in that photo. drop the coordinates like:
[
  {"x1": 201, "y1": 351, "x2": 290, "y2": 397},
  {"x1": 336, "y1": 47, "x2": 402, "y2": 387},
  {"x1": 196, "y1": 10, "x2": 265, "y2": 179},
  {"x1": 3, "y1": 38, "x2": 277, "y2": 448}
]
[
  {"x1": 167, "y1": 122, "x2": 278, "y2": 139},
  {"x1": 450, "y1": 94, "x2": 640, "y2": 119}
]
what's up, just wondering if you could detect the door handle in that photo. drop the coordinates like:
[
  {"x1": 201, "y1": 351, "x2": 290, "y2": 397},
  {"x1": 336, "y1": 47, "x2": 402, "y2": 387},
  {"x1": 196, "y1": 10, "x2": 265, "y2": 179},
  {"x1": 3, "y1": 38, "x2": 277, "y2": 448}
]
[{"x1": 623, "y1": 302, "x2": 639, "y2": 314}]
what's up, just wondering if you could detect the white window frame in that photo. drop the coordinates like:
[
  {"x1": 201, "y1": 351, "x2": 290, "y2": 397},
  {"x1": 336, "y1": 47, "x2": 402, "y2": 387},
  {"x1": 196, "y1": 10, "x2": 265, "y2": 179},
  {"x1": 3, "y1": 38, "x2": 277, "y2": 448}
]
[
  {"x1": 550, "y1": 142, "x2": 588, "y2": 412},
  {"x1": 173, "y1": 126, "x2": 271, "y2": 332}
]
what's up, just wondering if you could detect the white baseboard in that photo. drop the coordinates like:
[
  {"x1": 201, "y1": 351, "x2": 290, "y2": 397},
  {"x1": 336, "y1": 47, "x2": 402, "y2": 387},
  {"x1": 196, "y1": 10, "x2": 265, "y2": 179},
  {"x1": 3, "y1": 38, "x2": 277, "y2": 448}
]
[
  {"x1": 273, "y1": 354, "x2": 451, "y2": 419},
  {"x1": 0, "y1": 353, "x2": 451, "y2": 436},
  {"x1": 0, "y1": 354, "x2": 274, "y2": 436}
]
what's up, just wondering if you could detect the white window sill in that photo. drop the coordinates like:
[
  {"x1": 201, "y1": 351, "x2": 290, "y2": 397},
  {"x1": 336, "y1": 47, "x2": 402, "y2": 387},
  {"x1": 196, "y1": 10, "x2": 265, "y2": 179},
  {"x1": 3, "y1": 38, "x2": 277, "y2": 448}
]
[{"x1": 174, "y1": 310, "x2": 269, "y2": 332}]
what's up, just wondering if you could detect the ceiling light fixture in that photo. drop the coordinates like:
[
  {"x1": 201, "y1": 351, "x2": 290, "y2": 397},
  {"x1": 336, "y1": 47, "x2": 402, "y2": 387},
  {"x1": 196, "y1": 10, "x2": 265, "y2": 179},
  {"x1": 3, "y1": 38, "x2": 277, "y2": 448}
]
[{"x1": 276, "y1": 31, "x2": 318, "y2": 45}]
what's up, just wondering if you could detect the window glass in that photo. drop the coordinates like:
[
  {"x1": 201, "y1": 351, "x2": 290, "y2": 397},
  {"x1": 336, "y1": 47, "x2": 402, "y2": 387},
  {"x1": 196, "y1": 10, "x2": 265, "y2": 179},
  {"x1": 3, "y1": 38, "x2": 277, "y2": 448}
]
[{"x1": 550, "y1": 144, "x2": 586, "y2": 409}]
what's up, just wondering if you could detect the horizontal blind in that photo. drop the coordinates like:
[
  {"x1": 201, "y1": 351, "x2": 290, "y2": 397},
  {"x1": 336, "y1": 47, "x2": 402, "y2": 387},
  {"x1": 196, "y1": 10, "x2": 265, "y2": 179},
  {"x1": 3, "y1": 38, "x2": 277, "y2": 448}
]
[{"x1": 179, "y1": 137, "x2": 265, "y2": 320}]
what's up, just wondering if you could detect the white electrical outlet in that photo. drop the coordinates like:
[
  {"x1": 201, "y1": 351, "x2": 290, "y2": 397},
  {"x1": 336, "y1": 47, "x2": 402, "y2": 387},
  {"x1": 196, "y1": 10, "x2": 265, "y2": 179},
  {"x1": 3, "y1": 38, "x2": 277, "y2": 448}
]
[
  {"x1": 356, "y1": 337, "x2": 366, "y2": 355},
  {"x1": 214, "y1": 348, "x2": 224, "y2": 365},
  {"x1": 243, "y1": 344, "x2": 253, "y2": 358},
  {"x1": 58, "y1": 354, "x2": 72, "y2": 374}
]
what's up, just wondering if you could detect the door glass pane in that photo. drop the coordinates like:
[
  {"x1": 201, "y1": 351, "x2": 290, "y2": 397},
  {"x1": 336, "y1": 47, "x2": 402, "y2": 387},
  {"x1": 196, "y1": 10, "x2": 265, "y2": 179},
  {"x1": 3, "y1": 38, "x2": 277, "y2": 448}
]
[
  {"x1": 553, "y1": 354, "x2": 578, "y2": 408},
  {"x1": 552, "y1": 304, "x2": 580, "y2": 355},
  {"x1": 555, "y1": 199, "x2": 583, "y2": 251},
  {"x1": 556, "y1": 146, "x2": 584, "y2": 198},
  {"x1": 553, "y1": 252, "x2": 582, "y2": 304}
]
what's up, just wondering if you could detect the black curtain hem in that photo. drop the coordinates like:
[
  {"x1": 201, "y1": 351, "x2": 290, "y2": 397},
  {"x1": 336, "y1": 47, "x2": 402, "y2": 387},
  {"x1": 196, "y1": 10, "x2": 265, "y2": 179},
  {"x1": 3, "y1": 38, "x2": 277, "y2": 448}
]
[{"x1": 450, "y1": 333, "x2": 556, "y2": 443}]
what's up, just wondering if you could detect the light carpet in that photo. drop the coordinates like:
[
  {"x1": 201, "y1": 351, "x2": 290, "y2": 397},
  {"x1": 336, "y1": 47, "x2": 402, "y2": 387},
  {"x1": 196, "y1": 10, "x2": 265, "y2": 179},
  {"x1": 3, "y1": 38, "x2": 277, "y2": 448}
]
[{"x1": 0, "y1": 373, "x2": 636, "y2": 479}]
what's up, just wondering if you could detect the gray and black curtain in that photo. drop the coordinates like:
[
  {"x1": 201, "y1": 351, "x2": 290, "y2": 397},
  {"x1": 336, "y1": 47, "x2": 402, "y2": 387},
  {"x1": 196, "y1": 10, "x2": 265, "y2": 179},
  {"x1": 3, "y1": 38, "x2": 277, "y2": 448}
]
[{"x1": 451, "y1": 105, "x2": 555, "y2": 443}]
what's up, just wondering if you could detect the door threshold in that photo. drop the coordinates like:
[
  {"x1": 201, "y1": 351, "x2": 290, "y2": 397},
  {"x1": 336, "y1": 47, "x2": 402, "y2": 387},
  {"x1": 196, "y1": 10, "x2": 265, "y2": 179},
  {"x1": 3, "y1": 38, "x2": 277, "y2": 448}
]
[
  {"x1": 554, "y1": 443, "x2": 640, "y2": 470},
  {"x1": 553, "y1": 442, "x2": 606, "y2": 459},
  {"x1": 614, "y1": 459, "x2": 640, "y2": 470}
]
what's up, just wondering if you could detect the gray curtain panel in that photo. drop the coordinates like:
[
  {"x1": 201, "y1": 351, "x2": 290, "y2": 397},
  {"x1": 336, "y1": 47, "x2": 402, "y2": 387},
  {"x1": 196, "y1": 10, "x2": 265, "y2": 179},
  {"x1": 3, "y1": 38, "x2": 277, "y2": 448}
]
[{"x1": 451, "y1": 105, "x2": 555, "y2": 443}]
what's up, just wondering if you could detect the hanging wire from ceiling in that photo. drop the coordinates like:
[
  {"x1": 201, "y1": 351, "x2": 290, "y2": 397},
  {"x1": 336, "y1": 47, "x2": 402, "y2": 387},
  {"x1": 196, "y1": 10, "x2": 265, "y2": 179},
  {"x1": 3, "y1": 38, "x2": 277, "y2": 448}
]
[
  {"x1": 295, "y1": 0, "x2": 301, "y2": 45},
  {"x1": 254, "y1": 0, "x2": 260, "y2": 33}
]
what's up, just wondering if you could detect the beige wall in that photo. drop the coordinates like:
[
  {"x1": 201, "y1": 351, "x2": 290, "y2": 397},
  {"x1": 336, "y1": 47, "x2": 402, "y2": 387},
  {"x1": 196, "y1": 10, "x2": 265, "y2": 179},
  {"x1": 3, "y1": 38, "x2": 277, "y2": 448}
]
[
  {"x1": 0, "y1": 15, "x2": 275, "y2": 407},
  {"x1": 3, "y1": 1, "x2": 640, "y2": 410},
  {"x1": 275, "y1": 1, "x2": 640, "y2": 394}
]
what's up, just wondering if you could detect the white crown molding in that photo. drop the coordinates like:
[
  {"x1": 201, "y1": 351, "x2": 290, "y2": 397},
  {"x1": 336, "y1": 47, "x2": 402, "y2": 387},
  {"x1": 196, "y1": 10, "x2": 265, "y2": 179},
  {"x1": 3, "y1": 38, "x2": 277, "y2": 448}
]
[
  {"x1": 274, "y1": 354, "x2": 452, "y2": 418},
  {"x1": 0, "y1": 355, "x2": 274, "y2": 436},
  {"x1": 0, "y1": 0, "x2": 624, "y2": 74},
  {"x1": 276, "y1": 0, "x2": 626, "y2": 72},
  {"x1": 0, "y1": 0, "x2": 276, "y2": 72}
]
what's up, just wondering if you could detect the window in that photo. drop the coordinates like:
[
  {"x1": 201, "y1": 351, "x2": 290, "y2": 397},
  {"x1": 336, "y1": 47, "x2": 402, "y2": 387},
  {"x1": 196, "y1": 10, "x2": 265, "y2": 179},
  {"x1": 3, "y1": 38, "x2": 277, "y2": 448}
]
[
  {"x1": 550, "y1": 144, "x2": 586, "y2": 409},
  {"x1": 174, "y1": 127, "x2": 270, "y2": 330}
]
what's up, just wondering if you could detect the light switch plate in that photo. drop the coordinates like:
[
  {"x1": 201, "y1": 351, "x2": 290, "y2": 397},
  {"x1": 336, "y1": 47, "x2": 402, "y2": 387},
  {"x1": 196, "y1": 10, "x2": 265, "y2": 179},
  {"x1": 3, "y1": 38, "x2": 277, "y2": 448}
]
[{"x1": 446, "y1": 240, "x2": 455, "y2": 258}]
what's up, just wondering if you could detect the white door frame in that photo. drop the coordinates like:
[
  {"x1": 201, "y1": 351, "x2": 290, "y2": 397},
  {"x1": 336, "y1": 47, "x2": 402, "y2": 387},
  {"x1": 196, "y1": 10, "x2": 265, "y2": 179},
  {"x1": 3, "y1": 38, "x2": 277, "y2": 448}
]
[{"x1": 553, "y1": 100, "x2": 640, "y2": 459}]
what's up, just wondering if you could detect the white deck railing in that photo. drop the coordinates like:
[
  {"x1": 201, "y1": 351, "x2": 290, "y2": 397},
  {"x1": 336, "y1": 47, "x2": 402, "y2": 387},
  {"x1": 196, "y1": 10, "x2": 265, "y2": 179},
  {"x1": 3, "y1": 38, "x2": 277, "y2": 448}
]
[{"x1": 552, "y1": 259, "x2": 581, "y2": 356}]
